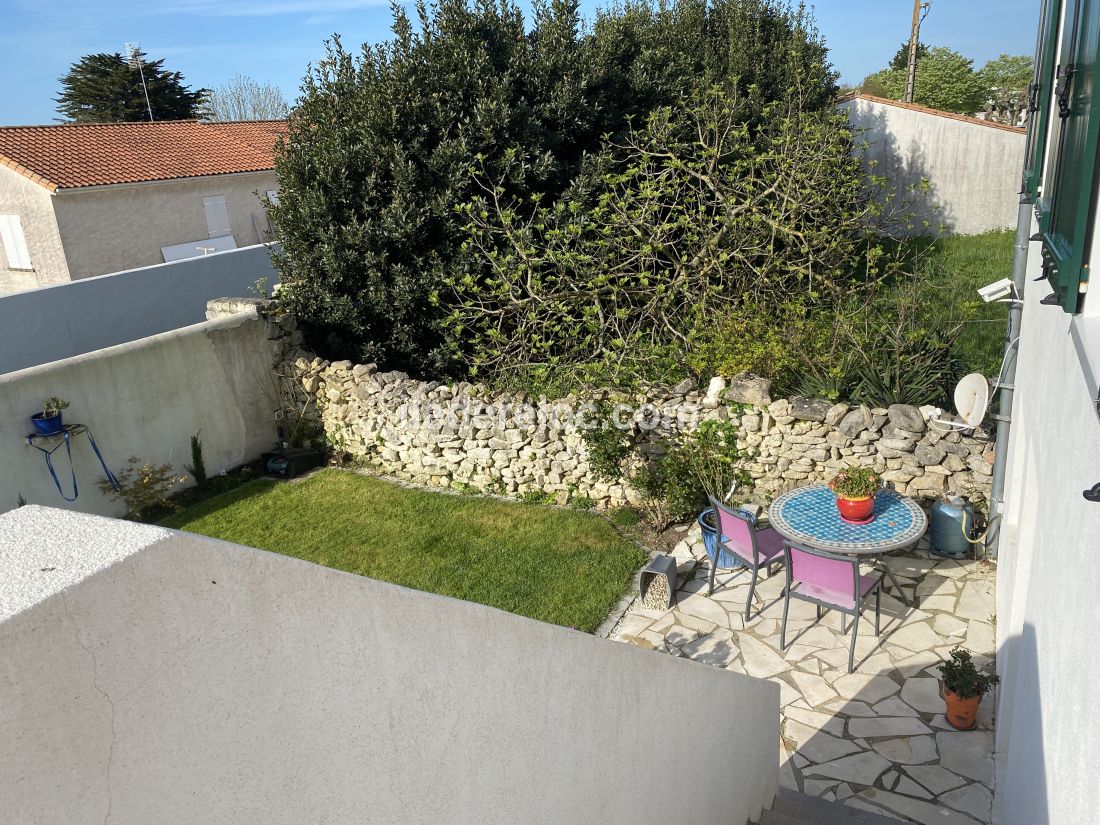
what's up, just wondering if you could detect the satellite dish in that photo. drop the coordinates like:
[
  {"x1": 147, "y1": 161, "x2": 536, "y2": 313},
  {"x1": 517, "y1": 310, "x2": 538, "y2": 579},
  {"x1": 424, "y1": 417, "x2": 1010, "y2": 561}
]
[{"x1": 954, "y1": 373, "x2": 990, "y2": 428}]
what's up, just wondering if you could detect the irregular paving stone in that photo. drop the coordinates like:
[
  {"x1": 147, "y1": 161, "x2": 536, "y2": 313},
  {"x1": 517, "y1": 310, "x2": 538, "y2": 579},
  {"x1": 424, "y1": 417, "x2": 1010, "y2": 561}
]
[
  {"x1": 871, "y1": 735, "x2": 939, "y2": 765},
  {"x1": 675, "y1": 595, "x2": 731, "y2": 627},
  {"x1": 663, "y1": 625, "x2": 702, "y2": 648},
  {"x1": 886, "y1": 621, "x2": 943, "y2": 653},
  {"x1": 901, "y1": 677, "x2": 946, "y2": 714},
  {"x1": 679, "y1": 629, "x2": 738, "y2": 666},
  {"x1": 857, "y1": 789, "x2": 981, "y2": 825},
  {"x1": 932, "y1": 614, "x2": 968, "y2": 637},
  {"x1": 783, "y1": 704, "x2": 846, "y2": 737},
  {"x1": 791, "y1": 670, "x2": 840, "y2": 707},
  {"x1": 904, "y1": 765, "x2": 967, "y2": 795},
  {"x1": 937, "y1": 731, "x2": 995, "y2": 786},
  {"x1": 872, "y1": 696, "x2": 921, "y2": 717},
  {"x1": 895, "y1": 775, "x2": 933, "y2": 799},
  {"x1": 832, "y1": 673, "x2": 901, "y2": 704},
  {"x1": 848, "y1": 716, "x2": 932, "y2": 738},
  {"x1": 940, "y1": 783, "x2": 993, "y2": 820},
  {"x1": 783, "y1": 719, "x2": 863, "y2": 764},
  {"x1": 823, "y1": 698, "x2": 878, "y2": 717},
  {"x1": 804, "y1": 751, "x2": 891, "y2": 785},
  {"x1": 615, "y1": 612, "x2": 654, "y2": 641},
  {"x1": 954, "y1": 580, "x2": 996, "y2": 621},
  {"x1": 738, "y1": 633, "x2": 793, "y2": 678},
  {"x1": 965, "y1": 620, "x2": 996, "y2": 656}
]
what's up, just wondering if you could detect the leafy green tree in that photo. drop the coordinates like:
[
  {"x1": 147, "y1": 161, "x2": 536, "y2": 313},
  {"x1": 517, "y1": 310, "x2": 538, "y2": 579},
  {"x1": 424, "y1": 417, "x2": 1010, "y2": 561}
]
[
  {"x1": 452, "y1": 91, "x2": 898, "y2": 387},
  {"x1": 270, "y1": 0, "x2": 838, "y2": 375},
  {"x1": 55, "y1": 52, "x2": 208, "y2": 122},
  {"x1": 860, "y1": 47, "x2": 988, "y2": 115},
  {"x1": 889, "y1": 41, "x2": 929, "y2": 71},
  {"x1": 979, "y1": 54, "x2": 1034, "y2": 124}
]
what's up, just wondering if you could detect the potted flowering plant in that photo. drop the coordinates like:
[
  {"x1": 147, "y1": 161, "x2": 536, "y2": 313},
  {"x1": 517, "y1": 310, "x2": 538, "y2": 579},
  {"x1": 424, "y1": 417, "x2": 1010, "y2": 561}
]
[
  {"x1": 938, "y1": 647, "x2": 999, "y2": 730},
  {"x1": 31, "y1": 397, "x2": 69, "y2": 436},
  {"x1": 828, "y1": 466, "x2": 881, "y2": 522}
]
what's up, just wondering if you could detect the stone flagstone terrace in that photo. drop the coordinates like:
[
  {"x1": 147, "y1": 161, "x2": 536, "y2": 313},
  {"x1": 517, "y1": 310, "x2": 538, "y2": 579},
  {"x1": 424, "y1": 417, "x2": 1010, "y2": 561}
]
[{"x1": 612, "y1": 520, "x2": 997, "y2": 825}]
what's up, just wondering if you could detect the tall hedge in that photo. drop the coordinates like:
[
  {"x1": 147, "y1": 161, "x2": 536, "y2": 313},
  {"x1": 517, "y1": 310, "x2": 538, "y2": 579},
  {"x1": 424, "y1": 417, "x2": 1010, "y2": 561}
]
[{"x1": 270, "y1": 0, "x2": 837, "y2": 376}]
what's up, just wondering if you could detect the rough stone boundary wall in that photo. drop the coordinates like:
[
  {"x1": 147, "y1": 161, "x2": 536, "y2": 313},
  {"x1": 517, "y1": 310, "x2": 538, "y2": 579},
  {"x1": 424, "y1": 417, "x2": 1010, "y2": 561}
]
[{"x1": 287, "y1": 352, "x2": 993, "y2": 507}]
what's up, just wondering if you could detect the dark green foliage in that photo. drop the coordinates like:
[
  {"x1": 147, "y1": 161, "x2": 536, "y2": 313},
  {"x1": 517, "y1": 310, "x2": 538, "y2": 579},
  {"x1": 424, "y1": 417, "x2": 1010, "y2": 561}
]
[
  {"x1": 271, "y1": 0, "x2": 837, "y2": 375},
  {"x1": 938, "y1": 647, "x2": 999, "y2": 699},
  {"x1": 55, "y1": 52, "x2": 208, "y2": 122},
  {"x1": 185, "y1": 432, "x2": 208, "y2": 492},
  {"x1": 889, "y1": 41, "x2": 929, "y2": 71},
  {"x1": 579, "y1": 402, "x2": 637, "y2": 482},
  {"x1": 828, "y1": 466, "x2": 882, "y2": 499}
]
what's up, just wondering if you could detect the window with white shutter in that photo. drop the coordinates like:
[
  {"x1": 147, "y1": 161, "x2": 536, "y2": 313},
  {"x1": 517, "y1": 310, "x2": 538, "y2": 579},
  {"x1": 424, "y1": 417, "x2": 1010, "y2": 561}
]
[{"x1": 0, "y1": 214, "x2": 32, "y2": 270}]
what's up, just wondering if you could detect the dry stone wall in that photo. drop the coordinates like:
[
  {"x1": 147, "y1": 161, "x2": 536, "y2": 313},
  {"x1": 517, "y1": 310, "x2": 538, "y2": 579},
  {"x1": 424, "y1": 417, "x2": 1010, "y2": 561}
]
[{"x1": 286, "y1": 352, "x2": 993, "y2": 508}]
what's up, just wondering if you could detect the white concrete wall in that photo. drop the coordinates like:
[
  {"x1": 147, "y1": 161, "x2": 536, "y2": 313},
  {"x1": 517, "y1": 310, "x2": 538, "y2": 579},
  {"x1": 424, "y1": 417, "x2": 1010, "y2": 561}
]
[
  {"x1": 993, "y1": 226, "x2": 1100, "y2": 824},
  {"x1": 840, "y1": 96, "x2": 1026, "y2": 235},
  {"x1": 0, "y1": 165, "x2": 69, "y2": 289},
  {"x1": 0, "y1": 243, "x2": 278, "y2": 375},
  {"x1": 0, "y1": 507, "x2": 780, "y2": 825},
  {"x1": 0, "y1": 310, "x2": 278, "y2": 517},
  {"x1": 52, "y1": 170, "x2": 278, "y2": 280}
]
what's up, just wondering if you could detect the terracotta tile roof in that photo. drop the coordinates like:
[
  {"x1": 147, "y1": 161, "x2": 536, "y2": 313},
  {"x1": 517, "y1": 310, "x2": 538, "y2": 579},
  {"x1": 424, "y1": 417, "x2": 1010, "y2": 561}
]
[
  {"x1": 837, "y1": 93, "x2": 1027, "y2": 135},
  {"x1": 0, "y1": 120, "x2": 287, "y2": 192}
]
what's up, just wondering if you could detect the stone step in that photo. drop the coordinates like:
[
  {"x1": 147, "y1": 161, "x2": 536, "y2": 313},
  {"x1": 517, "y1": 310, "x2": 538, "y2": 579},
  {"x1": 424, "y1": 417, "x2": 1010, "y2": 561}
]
[{"x1": 758, "y1": 789, "x2": 908, "y2": 825}]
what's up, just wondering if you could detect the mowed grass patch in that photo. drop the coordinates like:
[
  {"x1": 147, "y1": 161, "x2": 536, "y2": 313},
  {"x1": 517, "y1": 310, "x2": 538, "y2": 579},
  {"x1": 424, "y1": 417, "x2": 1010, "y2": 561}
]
[{"x1": 161, "y1": 469, "x2": 647, "y2": 632}]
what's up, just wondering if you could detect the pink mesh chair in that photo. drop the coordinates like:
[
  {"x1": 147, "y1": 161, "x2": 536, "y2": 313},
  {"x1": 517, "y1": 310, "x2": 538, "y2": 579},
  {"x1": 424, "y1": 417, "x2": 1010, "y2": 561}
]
[
  {"x1": 780, "y1": 542, "x2": 885, "y2": 673},
  {"x1": 708, "y1": 497, "x2": 786, "y2": 621}
]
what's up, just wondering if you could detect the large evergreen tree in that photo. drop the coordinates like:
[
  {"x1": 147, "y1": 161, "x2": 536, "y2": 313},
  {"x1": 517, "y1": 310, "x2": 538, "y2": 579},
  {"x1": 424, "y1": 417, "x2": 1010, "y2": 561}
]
[
  {"x1": 270, "y1": 0, "x2": 837, "y2": 375},
  {"x1": 55, "y1": 52, "x2": 208, "y2": 122}
]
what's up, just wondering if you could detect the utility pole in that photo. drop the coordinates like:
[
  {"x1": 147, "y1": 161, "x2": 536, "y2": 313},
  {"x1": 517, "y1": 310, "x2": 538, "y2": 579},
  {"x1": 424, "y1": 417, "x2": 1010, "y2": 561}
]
[
  {"x1": 904, "y1": 1, "x2": 931, "y2": 103},
  {"x1": 125, "y1": 42, "x2": 154, "y2": 122}
]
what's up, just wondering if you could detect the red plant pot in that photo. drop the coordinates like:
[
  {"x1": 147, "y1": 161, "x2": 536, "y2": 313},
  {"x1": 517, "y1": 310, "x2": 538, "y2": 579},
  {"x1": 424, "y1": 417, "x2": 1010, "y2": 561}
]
[
  {"x1": 944, "y1": 688, "x2": 983, "y2": 730},
  {"x1": 836, "y1": 494, "x2": 874, "y2": 522}
]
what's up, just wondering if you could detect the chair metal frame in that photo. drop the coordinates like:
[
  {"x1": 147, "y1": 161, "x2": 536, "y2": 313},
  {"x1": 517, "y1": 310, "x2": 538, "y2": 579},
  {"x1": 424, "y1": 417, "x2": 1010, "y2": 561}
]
[
  {"x1": 708, "y1": 496, "x2": 786, "y2": 621},
  {"x1": 780, "y1": 541, "x2": 885, "y2": 673}
]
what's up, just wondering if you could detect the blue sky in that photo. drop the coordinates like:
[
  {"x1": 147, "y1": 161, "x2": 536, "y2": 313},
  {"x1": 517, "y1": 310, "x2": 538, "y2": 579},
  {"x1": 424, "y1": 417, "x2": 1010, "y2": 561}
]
[{"x1": 0, "y1": 0, "x2": 1040, "y2": 126}]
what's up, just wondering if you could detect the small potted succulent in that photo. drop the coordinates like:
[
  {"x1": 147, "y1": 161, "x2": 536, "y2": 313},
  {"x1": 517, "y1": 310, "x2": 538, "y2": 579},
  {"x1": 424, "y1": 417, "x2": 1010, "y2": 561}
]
[
  {"x1": 938, "y1": 647, "x2": 999, "y2": 730},
  {"x1": 31, "y1": 397, "x2": 69, "y2": 436},
  {"x1": 828, "y1": 466, "x2": 882, "y2": 522}
]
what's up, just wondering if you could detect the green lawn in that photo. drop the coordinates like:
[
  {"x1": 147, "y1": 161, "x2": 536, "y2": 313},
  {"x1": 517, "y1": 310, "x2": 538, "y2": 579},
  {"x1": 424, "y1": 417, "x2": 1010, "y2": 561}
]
[
  {"x1": 160, "y1": 469, "x2": 647, "y2": 632},
  {"x1": 919, "y1": 230, "x2": 1014, "y2": 377}
]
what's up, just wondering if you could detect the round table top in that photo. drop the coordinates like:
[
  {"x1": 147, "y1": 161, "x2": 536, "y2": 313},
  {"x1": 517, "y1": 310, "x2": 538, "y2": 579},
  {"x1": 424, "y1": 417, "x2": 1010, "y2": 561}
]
[{"x1": 768, "y1": 485, "x2": 927, "y2": 554}]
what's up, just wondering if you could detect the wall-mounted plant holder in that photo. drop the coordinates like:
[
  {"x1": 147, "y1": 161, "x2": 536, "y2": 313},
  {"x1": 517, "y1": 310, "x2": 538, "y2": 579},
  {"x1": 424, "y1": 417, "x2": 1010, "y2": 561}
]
[{"x1": 639, "y1": 555, "x2": 677, "y2": 611}]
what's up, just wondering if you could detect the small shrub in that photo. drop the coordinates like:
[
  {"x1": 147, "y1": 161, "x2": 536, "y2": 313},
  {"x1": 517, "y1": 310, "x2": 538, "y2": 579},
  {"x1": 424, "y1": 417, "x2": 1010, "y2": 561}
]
[
  {"x1": 184, "y1": 432, "x2": 208, "y2": 491},
  {"x1": 41, "y1": 397, "x2": 69, "y2": 417},
  {"x1": 607, "y1": 507, "x2": 642, "y2": 528},
  {"x1": 579, "y1": 401, "x2": 635, "y2": 482},
  {"x1": 521, "y1": 489, "x2": 556, "y2": 506},
  {"x1": 97, "y1": 457, "x2": 188, "y2": 519},
  {"x1": 938, "y1": 647, "x2": 999, "y2": 699},
  {"x1": 570, "y1": 495, "x2": 596, "y2": 511}
]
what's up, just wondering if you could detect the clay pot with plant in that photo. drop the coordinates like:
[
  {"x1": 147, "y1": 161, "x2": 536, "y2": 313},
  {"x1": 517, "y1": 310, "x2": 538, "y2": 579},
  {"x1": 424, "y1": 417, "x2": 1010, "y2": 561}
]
[
  {"x1": 828, "y1": 466, "x2": 882, "y2": 522},
  {"x1": 31, "y1": 397, "x2": 70, "y2": 436},
  {"x1": 938, "y1": 647, "x2": 999, "y2": 730}
]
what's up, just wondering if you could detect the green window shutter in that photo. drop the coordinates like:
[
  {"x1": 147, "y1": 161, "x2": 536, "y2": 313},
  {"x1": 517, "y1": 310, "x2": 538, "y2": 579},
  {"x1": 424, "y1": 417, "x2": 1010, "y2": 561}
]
[
  {"x1": 1024, "y1": 0, "x2": 1064, "y2": 202},
  {"x1": 1041, "y1": 0, "x2": 1100, "y2": 313}
]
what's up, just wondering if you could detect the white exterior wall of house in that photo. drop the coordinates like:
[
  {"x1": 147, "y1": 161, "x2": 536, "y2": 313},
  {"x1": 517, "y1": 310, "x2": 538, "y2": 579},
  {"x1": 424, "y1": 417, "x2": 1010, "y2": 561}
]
[
  {"x1": 0, "y1": 507, "x2": 781, "y2": 825},
  {"x1": 840, "y1": 96, "x2": 1026, "y2": 235},
  {"x1": 52, "y1": 170, "x2": 278, "y2": 281},
  {"x1": 993, "y1": 15, "x2": 1100, "y2": 818},
  {"x1": 0, "y1": 164, "x2": 70, "y2": 289}
]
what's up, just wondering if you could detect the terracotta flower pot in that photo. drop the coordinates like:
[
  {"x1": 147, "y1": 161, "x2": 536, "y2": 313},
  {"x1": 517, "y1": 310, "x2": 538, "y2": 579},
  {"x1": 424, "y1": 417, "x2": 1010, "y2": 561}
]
[
  {"x1": 944, "y1": 688, "x2": 983, "y2": 730},
  {"x1": 836, "y1": 494, "x2": 874, "y2": 522}
]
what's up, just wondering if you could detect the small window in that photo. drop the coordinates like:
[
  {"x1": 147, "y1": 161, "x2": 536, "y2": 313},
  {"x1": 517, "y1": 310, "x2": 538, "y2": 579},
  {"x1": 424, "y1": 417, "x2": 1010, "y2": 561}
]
[
  {"x1": 0, "y1": 214, "x2": 32, "y2": 270},
  {"x1": 202, "y1": 195, "x2": 231, "y2": 238}
]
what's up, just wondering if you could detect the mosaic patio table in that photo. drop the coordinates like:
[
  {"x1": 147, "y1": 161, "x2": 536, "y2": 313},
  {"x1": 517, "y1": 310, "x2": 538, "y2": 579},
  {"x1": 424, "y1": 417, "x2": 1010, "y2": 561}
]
[{"x1": 768, "y1": 485, "x2": 928, "y2": 605}]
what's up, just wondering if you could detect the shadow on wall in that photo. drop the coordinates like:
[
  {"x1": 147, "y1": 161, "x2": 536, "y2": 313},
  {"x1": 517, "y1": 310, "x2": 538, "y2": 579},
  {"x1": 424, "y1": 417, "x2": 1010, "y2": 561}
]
[
  {"x1": 852, "y1": 107, "x2": 954, "y2": 237},
  {"x1": 995, "y1": 622, "x2": 1049, "y2": 825}
]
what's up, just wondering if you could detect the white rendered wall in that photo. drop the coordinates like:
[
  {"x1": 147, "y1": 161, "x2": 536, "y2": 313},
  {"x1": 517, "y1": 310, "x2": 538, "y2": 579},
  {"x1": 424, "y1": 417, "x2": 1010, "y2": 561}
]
[
  {"x1": 993, "y1": 228, "x2": 1100, "y2": 824},
  {"x1": 840, "y1": 97, "x2": 1026, "y2": 235},
  {"x1": 0, "y1": 165, "x2": 69, "y2": 288},
  {"x1": 0, "y1": 310, "x2": 278, "y2": 517},
  {"x1": 0, "y1": 507, "x2": 780, "y2": 825},
  {"x1": 0, "y1": 243, "x2": 278, "y2": 375}
]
